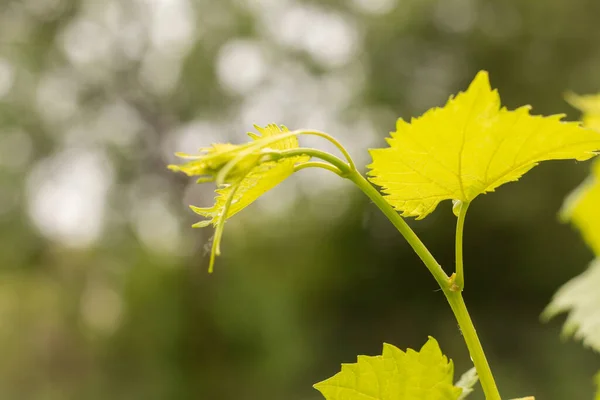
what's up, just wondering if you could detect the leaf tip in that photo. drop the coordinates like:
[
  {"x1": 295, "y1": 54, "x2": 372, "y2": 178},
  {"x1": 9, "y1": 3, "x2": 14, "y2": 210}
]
[
  {"x1": 470, "y1": 70, "x2": 491, "y2": 90},
  {"x1": 423, "y1": 335, "x2": 441, "y2": 350}
]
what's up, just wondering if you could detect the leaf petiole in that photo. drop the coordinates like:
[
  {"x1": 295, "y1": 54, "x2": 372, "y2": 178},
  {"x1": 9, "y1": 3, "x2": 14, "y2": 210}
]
[
  {"x1": 294, "y1": 130, "x2": 356, "y2": 171},
  {"x1": 269, "y1": 148, "x2": 353, "y2": 176},
  {"x1": 454, "y1": 200, "x2": 470, "y2": 291}
]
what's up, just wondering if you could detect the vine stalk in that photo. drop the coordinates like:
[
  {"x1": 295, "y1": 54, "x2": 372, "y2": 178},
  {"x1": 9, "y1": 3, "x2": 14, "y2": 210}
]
[
  {"x1": 445, "y1": 290, "x2": 501, "y2": 400},
  {"x1": 347, "y1": 170, "x2": 501, "y2": 400},
  {"x1": 283, "y1": 145, "x2": 501, "y2": 400}
]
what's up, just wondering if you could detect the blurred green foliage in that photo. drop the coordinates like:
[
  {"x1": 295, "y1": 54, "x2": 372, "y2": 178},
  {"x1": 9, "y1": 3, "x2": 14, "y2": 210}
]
[{"x1": 0, "y1": 0, "x2": 600, "y2": 399}]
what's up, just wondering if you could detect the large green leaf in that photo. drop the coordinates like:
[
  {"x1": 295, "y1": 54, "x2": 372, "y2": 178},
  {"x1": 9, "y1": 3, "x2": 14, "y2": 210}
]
[
  {"x1": 313, "y1": 337, "x2": 463, "y2": 400},
  {"x1": 368, "y1": 71, "x2": 600, "y2": 219}
]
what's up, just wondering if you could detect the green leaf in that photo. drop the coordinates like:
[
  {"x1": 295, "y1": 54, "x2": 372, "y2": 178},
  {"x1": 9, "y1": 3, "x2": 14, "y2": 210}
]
[
  {"x1": 560, "y1": 159, "x2": 600, "y2": 255},
  {"x1": 168, "y1": 143, "x2": 258, "y2": 181},
  {"x1": 169, "y1": 124, "x2": 308, "y2": 272},
  {"x1": 543, "y1": 258, "x2": 600, "y2": 352},
  {"x1": 567, "y1": 93, "x2": 600, "y2": 133},
  {"x1": 368, "y1": 71, "x2": 600, "y2": 219},
  {"x1": 189, "y1": 124, "x2": 308, "y2": 225},
  {"x1": 562, "y1": 93, "x2": 600, "y2": 255},
  {"x1": 544, "y1": 95, "x2": 600, "y2": 352},
  {"x1": 595, "y1": 371, "x2": 600, "y2": 400},
  {"x1": 455, "y1": 367, "x2": 478, "y2": 400},
  {"x1": 313, "y1": 336, "x2": 463, "y2": 400}
]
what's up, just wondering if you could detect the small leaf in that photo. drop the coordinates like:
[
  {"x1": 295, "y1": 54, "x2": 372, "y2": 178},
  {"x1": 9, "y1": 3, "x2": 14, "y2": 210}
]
[
  {"x1": 169, "y1": 123, "x2": 308, "y2": 272},
  {"x1": 560, "y1": 159, "x2": 600, "y2": 255},
  {"x1": 455, "y1": 367, "x2": 478, "y2": 400},
  {"x1": 190, "y1": 124, "x2": 308, "y2": 227},
  {"x1": 368, "y1": 71, "x2": 600, "y2": 219},
  {"x1": 313, "y1": 336, "x2": 462, "y2": 400},
  {"x1": 562, "y1": 93, "x2": 600, "y2": 255},
  {"x1": 595, "y1": 371, "x2": 600, "y2": 400},
  {"x1": 567, "y1": 93, "x2": 600, "y2": 132},
  {"x1": 543, "y1": 258, "x2": 600, "y2": 352}
]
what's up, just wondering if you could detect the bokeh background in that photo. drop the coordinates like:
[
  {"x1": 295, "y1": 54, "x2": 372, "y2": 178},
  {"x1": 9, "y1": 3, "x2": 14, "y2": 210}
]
[{"x1": 1, "y1": 0, "x2": 599, "y2": 399}]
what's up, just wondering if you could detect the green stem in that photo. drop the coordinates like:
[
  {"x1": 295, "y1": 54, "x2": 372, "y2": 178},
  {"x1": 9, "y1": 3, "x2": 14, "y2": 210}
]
[
  {"x1": 346, "y1": 171, "x2": 501, "y2": 400},
  {"x1": 445, "y1": 290, "x2": 501, "y2": 400},
  {"x1": 274, "y1": 150, "x2": 501, "y2": 400},
  {"x1": 454, "y1": 201, "x2": 469, "y2": 291},
  {"x1": 291, "y1": 130, "x2": 356, "y2": 171},
  {"x1": 217, "y1": 129, "x2": 356, "y2": 184},
  {"x1": 346, "y1": 170, "x2": 450, "y2": 289},
  {"x1": 272, "y1": 148, "x2": 353, "y2": 175},
  {"x1": 293, "y1": 161, "x2": 344, "y2": 176}
]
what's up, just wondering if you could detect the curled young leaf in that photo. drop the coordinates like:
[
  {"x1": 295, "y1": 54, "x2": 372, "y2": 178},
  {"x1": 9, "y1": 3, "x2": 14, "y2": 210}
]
[
  {"x1": 313, "y1": 337, "x2": 463, "y2": 400},
  {"x1": 188, "y1": 124, "x2": 308, "y2": 227},
  {"x1": 168, "y1": 143, "x2": 259, "y2": 183},
  {"x1": 368, "y1": 71, "x2": 600, "y2": 219},
  {"x1": 169, "y1": 124, "x2": 308, "y2": 272}
]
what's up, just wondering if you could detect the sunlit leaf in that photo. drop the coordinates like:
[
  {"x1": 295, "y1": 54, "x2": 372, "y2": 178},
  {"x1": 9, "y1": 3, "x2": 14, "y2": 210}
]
[
  {"x1": 368, "y1": 71, "x2": 600, "y2": 219},
  {"x1": 567, "y1": 93, "x2": 600, "y2": 132},
  {"x1": 542, "y1": 259, "x2": 600, "y2": 352},
  {"x1": 313, "y1": 336, "x2": 462, "y2": 400},
  {"x1": 168, "y1": 143, "x2": 259, "y2": 182},
  {"x1": 560, "y1": 159, "x2": 600, "y2": 255},
  {"x1": 455, "y1": 367, "x2": 478, "y2": 400},
  {"x1": 595, "y1": 371, "x2": 600, "y2": 400},
  {"x1": 562, "y1": 93, "x2": 600, "y2": 255},
  {"x1": 543, "y1": 94, "x2": 600, "y2": 369},
  {"x1": 169, "y1": 124, "x2": 308, "y2": 272},
  {"x1": 189, "y1": 124, "x2": 308, "y2": 227}
]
